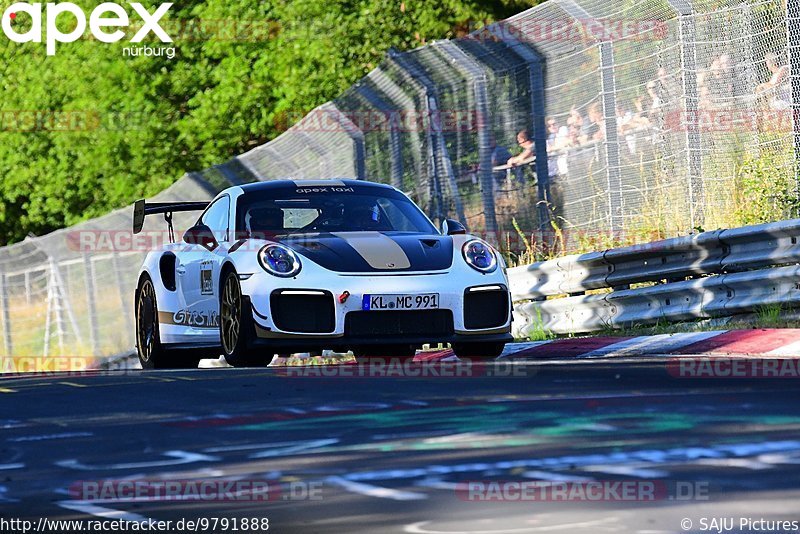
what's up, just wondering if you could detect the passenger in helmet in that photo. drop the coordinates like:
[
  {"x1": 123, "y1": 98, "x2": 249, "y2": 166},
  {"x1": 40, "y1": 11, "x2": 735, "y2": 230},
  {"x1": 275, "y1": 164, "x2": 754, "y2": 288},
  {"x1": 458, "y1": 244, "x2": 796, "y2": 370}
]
[{"x1": 247, "y1": 207, "x2": 284, "y2": 240}]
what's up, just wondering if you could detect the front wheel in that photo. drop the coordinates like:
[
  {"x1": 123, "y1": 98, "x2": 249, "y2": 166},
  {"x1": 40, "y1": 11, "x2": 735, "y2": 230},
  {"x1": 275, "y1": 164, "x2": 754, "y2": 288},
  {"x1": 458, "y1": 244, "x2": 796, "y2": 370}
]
[
  {"x1": 451, "y1": 342, "x2": 505, "y2": 360},
  {"x1": 220, "y1": 270, "x2": 265, "y2": 367}
]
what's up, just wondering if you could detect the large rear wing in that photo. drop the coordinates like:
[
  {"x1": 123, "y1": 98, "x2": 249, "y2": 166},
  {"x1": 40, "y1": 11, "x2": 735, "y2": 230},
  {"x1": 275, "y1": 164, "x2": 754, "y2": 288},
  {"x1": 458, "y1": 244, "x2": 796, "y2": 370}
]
[{"x1": 132, "y1": 199, "x2": 210, "y2": 234}]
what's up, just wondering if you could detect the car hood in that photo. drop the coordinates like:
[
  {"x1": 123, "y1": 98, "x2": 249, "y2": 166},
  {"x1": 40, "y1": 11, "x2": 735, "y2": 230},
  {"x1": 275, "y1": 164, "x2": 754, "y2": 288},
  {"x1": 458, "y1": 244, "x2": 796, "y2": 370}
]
[{"x1": 279, "y1": 232, "x2": 453, "y2": 273}]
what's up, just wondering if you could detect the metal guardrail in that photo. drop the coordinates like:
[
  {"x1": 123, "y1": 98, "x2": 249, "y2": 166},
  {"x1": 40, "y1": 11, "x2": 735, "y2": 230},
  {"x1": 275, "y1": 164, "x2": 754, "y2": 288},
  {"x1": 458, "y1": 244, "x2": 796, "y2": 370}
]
[{"x1": 509, "y1": 219, "x2": 800, "y2": 337}]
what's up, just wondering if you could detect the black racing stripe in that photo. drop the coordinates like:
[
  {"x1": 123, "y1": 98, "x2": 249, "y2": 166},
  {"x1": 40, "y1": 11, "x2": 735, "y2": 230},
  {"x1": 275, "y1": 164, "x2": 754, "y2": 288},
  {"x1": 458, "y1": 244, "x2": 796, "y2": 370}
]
[
  {"x1": 282, "y1": 233, "x2": 372, "y2": 272},
  {"x1": 280, "y1": 233, "x2": 453, "y2": 273}
]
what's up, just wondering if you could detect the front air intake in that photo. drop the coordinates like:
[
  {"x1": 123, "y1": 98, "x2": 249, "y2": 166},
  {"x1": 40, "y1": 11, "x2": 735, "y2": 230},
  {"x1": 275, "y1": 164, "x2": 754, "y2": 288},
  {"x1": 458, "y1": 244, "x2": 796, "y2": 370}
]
[
  {"x1": 464, "y1": 286, "x2": 509, "y2": 329},
  {"x1": 270, "y1": 290, "x2": 335, "y2": 333}
]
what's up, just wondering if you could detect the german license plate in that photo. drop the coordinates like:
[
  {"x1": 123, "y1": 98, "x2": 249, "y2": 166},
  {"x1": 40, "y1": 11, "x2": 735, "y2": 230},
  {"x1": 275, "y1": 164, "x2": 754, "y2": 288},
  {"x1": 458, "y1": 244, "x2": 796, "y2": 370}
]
[{"x1": 362, "y1": 293, "x2": 439, "y2": 311}]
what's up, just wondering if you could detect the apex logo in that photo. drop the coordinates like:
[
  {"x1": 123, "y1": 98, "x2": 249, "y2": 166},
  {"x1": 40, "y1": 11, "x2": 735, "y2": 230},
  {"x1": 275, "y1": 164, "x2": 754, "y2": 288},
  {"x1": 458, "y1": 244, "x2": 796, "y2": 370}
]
[{"x1": 1, "y1": 2, "x2": 173, "y2": 55}]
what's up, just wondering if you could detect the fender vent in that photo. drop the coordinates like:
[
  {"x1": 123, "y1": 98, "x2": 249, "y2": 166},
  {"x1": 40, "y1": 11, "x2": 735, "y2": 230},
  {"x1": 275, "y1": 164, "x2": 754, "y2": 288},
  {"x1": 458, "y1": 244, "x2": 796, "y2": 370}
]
[{"x1": 159, "y1": 253, "x2": 177, "y2": 292}]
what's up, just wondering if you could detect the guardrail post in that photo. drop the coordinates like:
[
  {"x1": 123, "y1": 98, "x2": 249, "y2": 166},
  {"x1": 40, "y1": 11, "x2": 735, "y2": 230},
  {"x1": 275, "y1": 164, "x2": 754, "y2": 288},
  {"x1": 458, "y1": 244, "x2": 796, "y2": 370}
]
[
  {"x1": 486, "y1": 25, "x2": 552, "y2": 234},
  {"x1": 668, "y1": 0, "x2": 704, "y2": 228},
  {"x1": 23, "y1": 270, "x2": 31, "y2": 305},
  {"x1": 388, "y1": 48, "x2": 465, "y2": 226},
  {"x1": 432, "y1": 41, "x2": 498, "y2": 237},
  {"x1": 355, "y1": 84, "x2": 404, "y2": 189},
  {"x1": 598, "y1": 41, "x2": 623, "y2": 235},
  {"x1": 560, "y1": 0, "x2": 623, "y2": 236},
  {"x1": 330, "y1": 103, "x2": 367, "y2": 181},
  {"x1": 787, "y1": 0, "x2": 800, "y2": 213},
  {"x1": 367, "y1": 68, "x2": 427, "y2": 203},
  {"x1": 47, "y1": 257, "x2": 80, "y2": 355},
  {"x1": 0, "y1": 272, "x2": 12, "y2": 357},
  {"x1": 83, "y1": 254, "x2": 100, "y2": 356}
]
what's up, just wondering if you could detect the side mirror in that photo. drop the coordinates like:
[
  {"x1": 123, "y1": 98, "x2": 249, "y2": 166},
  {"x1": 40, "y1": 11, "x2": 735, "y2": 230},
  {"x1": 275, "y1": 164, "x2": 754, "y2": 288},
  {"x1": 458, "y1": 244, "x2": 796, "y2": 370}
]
[
  {"x1": 183, "y1": 224, "x2": 218, "y2": 250},
  {"x1": 441, "y1": 219, "x2": 467, "y2": 236}
]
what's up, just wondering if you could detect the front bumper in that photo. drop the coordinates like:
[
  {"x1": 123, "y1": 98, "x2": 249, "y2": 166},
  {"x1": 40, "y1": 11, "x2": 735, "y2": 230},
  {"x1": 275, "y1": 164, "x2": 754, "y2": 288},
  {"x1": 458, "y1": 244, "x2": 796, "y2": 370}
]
[
  {"x1": 247, "y1": 327, "x2": 512, "y2": 352},
  {"x1": 239, "y1": 269, "x2": 511, "y2": 350}
]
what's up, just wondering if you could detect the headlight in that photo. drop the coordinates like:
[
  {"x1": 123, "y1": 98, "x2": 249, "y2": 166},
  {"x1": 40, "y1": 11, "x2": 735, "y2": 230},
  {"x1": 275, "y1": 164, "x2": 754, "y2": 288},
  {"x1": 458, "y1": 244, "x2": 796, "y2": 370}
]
[
  {"x1": 258, "y1": 244, "x2": 302, "y2": 277},
  {"x1": 462, "y1": 239, "x2": 497, "y2": 273}
]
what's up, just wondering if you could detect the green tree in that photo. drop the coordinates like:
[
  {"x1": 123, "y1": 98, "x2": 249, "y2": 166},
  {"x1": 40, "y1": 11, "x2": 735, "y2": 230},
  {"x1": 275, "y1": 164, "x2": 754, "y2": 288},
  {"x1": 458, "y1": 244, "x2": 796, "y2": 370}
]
[{"x1": 0, "y1": 0, "x2": 540, "y2": 244}]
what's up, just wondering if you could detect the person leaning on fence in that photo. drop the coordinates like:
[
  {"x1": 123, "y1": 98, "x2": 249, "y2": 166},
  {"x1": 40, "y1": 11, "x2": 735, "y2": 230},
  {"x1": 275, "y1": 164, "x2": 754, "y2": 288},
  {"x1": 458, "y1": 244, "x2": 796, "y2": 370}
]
[
  {"x1": 755, "y1": 51, "x2": 791, "y2": 110},
  {"x1": 507, "y1": 129, "x2": 534, "y2": 167},
  {"x1": 580, "y1": 103, "x2": 605, "y2": 144}
]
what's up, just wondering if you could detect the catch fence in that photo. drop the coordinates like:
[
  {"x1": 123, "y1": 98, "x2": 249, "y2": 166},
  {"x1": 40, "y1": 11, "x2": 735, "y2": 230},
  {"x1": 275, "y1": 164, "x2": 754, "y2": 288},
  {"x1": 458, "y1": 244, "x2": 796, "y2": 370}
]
[{"x1": 1, "y1": 0, "x2": 797, "y2": 361}]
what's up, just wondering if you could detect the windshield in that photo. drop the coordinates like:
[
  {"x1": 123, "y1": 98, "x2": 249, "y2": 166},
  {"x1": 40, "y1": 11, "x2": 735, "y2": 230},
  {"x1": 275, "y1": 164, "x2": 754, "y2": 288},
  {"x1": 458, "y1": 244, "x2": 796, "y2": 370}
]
[{"x1": 236, "y1": 186, "x2": 437, "y2": 237}]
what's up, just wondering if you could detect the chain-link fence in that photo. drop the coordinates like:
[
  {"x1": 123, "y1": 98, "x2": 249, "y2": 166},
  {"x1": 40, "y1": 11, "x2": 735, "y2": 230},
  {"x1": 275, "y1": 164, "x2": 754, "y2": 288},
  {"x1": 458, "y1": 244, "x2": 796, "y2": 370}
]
[{"x1": 1, "y1": 0, "x2": 798, "y2": 364}]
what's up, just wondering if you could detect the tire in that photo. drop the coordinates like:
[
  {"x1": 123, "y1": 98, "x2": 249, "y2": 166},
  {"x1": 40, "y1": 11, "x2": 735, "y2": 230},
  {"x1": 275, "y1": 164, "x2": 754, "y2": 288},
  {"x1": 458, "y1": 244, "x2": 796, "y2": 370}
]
[
  {"x1": 220, "y1": 269, "x2": 266, "y2": 367},
  {"x1": 451, "y1": 342, "x2": 505, "y2": 360},
  {"x1": 135, "y1": 276, "x2": 201, "y2": 369},
  {"x1": 352, "y1": 344, "x2": 417, "y2": 360}
]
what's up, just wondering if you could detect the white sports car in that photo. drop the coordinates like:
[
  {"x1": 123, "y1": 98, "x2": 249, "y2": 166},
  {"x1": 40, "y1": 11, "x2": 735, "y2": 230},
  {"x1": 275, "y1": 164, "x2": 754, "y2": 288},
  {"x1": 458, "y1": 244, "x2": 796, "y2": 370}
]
[{"x1": 133, "y1": 179, "x2": 512, "y2": 368}]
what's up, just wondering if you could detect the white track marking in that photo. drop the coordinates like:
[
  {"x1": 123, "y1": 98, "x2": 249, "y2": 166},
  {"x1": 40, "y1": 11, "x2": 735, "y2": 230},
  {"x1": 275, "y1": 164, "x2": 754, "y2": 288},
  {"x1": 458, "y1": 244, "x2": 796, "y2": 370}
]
[
  {"x1": 497, "y1": 341, "x2": 554, "y2": 358},
  {"x1": 204, "y1": 439, "x2": 337, "y2": 453},
  {"x1": 55, "y1": 451, "x2": 219, "y2": 471},
  {"x1": 691, "y1": 458, "x2": 773, "y2": 470},
  {"x1": 767, "y1": 339, "x2": 800, "y2": 356},
  {"x1": 580, "y1": 331, "x2": 727, "y2": 358},
  {"x1": 340, "y1": 440, "x2": 800, "y2": 483},
  {"x1": 521, "y1": 470, "x2": 594, "y2": 482},
  {"x1": 8, "y1": 432, "x2": 93, "y2": 442},
  {"x1": 57, "y1": 500, "x2": 151, "y2": 522},
  {"x1": 0, "y1": 463, "x2": 24, "y2": 470},
  {"x1": 326, "y1": 476, "x2": 426, "y2": 500}
]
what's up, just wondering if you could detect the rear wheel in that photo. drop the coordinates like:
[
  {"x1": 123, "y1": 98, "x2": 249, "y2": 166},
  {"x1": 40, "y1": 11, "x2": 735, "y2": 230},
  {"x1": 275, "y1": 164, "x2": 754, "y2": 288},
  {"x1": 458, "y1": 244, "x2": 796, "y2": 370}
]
[
  {"x1": 451, "y1": 342, "x2": 505, "y2": 360},
  {"x1": 135, "y1": 276, "x2": 201, "y2": 369},
  {"x1": 220, "y1": 270, "x2": 265, "y2": 367}
]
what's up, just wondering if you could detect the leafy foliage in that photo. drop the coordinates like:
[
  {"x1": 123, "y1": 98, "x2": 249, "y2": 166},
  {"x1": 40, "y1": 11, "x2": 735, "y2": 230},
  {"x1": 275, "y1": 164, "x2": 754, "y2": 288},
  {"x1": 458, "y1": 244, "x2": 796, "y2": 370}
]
[{"x1": 0, "y1": 0, "x2": 538, "y2": 244}]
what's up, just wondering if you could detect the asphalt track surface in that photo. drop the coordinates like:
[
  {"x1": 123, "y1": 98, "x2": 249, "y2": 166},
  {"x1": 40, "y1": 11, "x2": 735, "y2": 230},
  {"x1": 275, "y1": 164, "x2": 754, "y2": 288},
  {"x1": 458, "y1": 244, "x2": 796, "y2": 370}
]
[{"x1": 2, "y1": 351, "x2": 800, "y2": 534}]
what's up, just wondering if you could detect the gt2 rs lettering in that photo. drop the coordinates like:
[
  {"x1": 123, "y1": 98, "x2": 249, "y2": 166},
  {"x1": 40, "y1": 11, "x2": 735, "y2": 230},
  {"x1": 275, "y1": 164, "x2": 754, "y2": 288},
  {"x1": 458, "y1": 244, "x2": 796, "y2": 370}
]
[{"x1": 159, "y1": 309, "x2": 219, "y2": 328}]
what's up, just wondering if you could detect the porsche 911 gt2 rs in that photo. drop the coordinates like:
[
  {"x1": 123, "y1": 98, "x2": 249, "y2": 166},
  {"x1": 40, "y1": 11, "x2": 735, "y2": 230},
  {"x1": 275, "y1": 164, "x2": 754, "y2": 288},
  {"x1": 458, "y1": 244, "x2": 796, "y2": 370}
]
[{"x1": 133, "y1": 179, "x2": 512, "y2": 368}]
